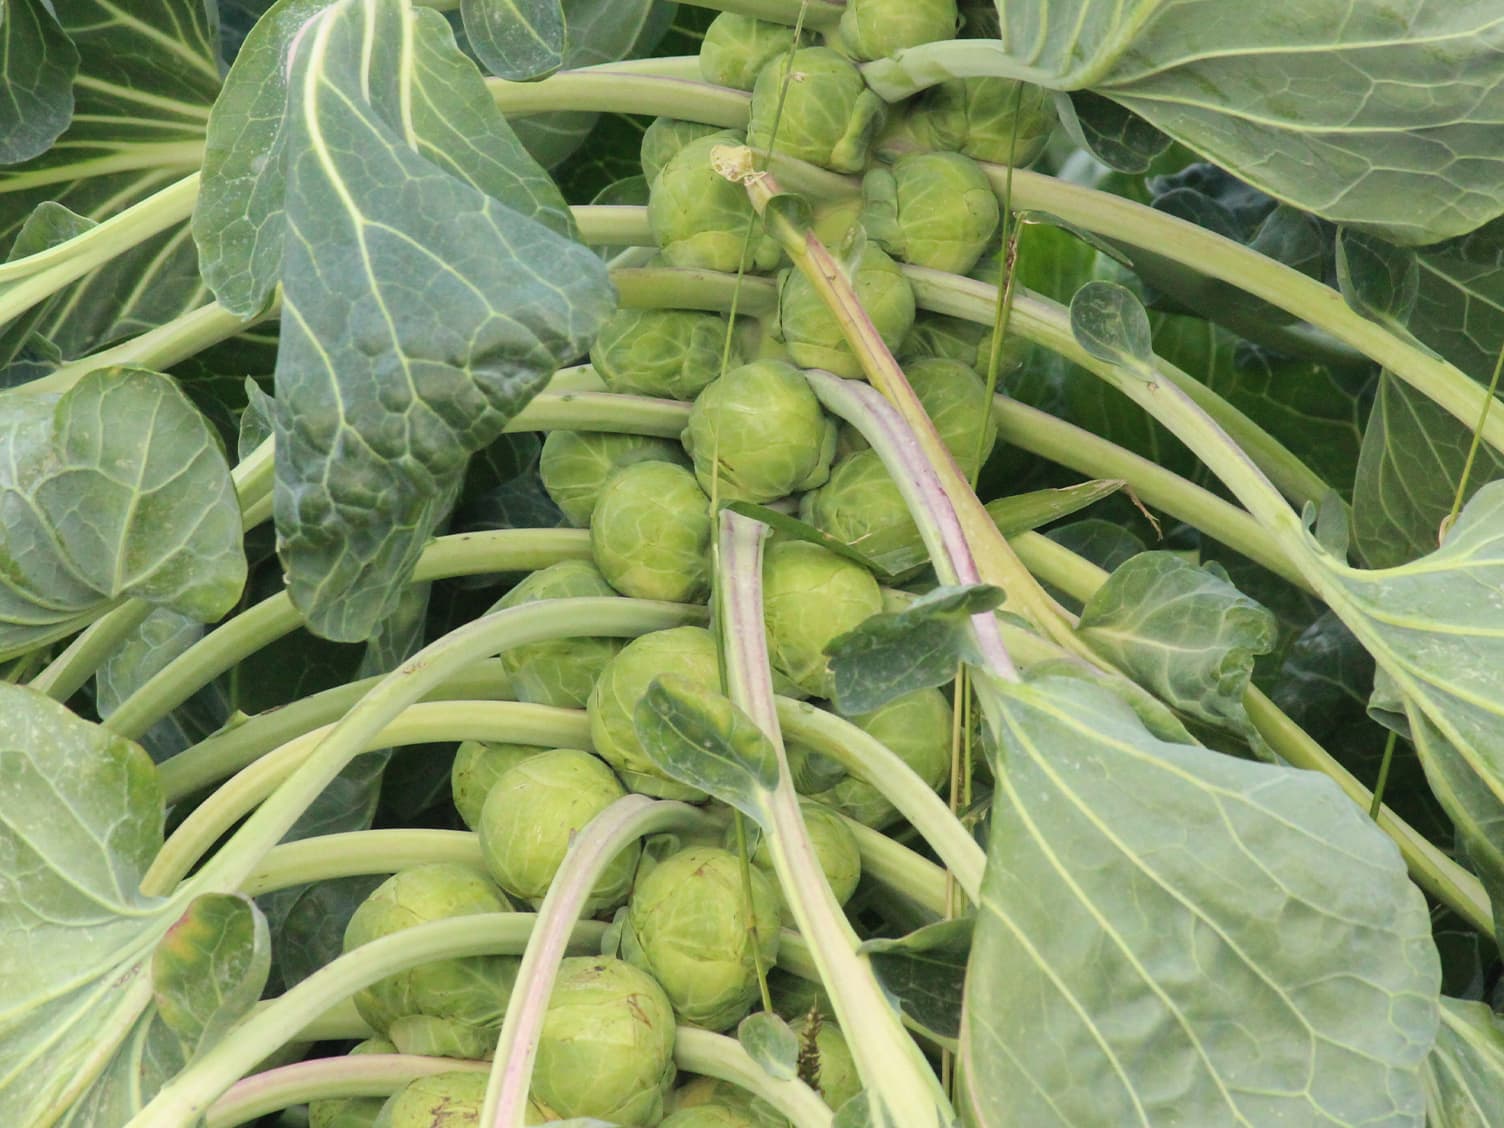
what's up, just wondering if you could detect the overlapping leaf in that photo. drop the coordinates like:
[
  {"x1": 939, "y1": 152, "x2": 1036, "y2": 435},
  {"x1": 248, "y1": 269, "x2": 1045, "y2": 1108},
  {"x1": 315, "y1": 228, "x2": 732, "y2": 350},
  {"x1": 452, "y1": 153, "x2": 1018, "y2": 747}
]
[
  {"x1": 1423, "y1": 998, "x2": 1504, "y2": 1126},
  {"x1": 0, "y1": 0, "x2": 77, "y2": 164},
  {"x1": 962, "y1": 673, "x2": 1440, "y2": 1126}
]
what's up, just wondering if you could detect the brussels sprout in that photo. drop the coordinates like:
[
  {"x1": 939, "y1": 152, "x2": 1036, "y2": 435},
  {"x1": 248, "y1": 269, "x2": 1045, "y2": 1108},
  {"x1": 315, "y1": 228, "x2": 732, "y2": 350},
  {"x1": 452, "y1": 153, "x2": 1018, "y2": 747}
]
[
  {"x1": 682, "y1": 360, "x2": 837, "y2": 504},
  {"x1": 805, "y1": 688, "x2": 954, "y2": 827},
  {"x1": 591, "y1": 461, "x2": 713, "y2": 602},
  {"x1": 838, "y1": 0, "x2": 957, "y2": 61},
  {"x1": 761, "y1": 541, "x2": 882, "y2": 698},
  {"x1": 491, "y1": 559, "x2": 623, "y2": 709},
  {"x1": 799, "y1": 450, "x2": 925, "y2": 575},
  {"x1": 906, "y1": 77, "x2": 1057, "y2": 166},
  {"x1": 810, "y1": 195, "x2": 864, "y2": 249},
  {"x1": 643, "y1": 118, "x2": 729, "y2": 185},
  {"x1": 838, "y1": 357, "x2": 998, "y2": 477},
  {"x1": 592, "y1": 307, "x2": 739, "y2": 401},
  {"x1": 790, "y1": 1016, "x2": 860, "y2": 1110},
  {"x1": 671, "y1": 1077, "x2": 790, "y2": 1128},
  {"x1": 777, "y1": 243, "x2": 915, "y2": 379},
  {"x1": 540, "y1": 429, "x2": 688, "y2": 528},
  {"x1": 699, "y1": 14, "x2": 811, "y2": 91},
  {"x1": 532, "y1": 956, "x2": 678, "y2": 1125},
  {"x1": 589, "y1": 625, "x2": 719, "y2": 799},
  {"x1": 623, "y1": 845, "x2": 781, "y2": 1030},
  {"x1": 734, "y1": 799, "x2": 861, "y2": 916},
  {"x1": 898, "y1": 311, "x2": 988, "y2": 368},
  {"x1": 478, "y1": 749, "x2": 640, "y2": 911},
  {"x1": 747, "y1": 48, "x2": 886, "y2": 174},
  {"x1": 308, "y1": 1038, "x2": 394, "y2": 1128},
  {"x1": 452, "y1": 741, "x2": 549, "y2": 830},
  {"x1": 650, "y1": 133, "x2": 783, "y2": 273},
  {"x1": 371, "y1": 1071, "x2": 549, "y2": 1127},
  {"x1": 662, "y1": 1104, "x2": 766, "y2": 1127},
  {"x1": 861, "y1": 152, "x2": 1000, "y2": 274},
  {"x1": 343, "y1": 865, "x2": 518, "y2": 1050}
]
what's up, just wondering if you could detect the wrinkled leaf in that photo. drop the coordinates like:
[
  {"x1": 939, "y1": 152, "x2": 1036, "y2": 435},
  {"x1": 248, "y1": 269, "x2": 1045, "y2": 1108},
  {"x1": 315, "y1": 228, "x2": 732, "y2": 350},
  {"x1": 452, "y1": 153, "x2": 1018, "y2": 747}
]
[
  {"x1": 739, "y1": 1011, "x2": 799, "y2": 1082},
  {"x1": 962, "y1": 672, "x2": 1440, "y2": 1126},
  {"x1": 462, "y1": 0, "x2": 565, "y2": 80},
  {"x1": 273, "y1": 0, "x2": 614, "y2": 640},
  {"x1": 0, "y1": 0, "x2": 78, "y2": 164},
  {"x1": 824, "y1": 585, "x2": 1004, "y2": 716},
  {"x1": 1423, "y1": 997, "x2": 1504, "y2": 1127},
  {"x1": 151, "y1": 893, "x2": 270, "y2": 1059},
  {"x1": 1076, "y1": 551, "x2": 1277, "y2": 735},
  {"x1": 861, "y1": 918, "x2": 970, "y2": 1042}
]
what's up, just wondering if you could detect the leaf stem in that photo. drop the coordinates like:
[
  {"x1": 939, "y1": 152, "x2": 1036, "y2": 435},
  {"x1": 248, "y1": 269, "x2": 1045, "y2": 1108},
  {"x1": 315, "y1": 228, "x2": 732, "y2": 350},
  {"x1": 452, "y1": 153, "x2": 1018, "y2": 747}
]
[
  {"x1": 488, "y1": 70, "x2": 749, "y2": 125},
  {"x1": 243, "y1": 829, "x2": 484, "y2": 896},
  {"x1": 674, "y1": 1027, "x2": 835, "y2": 1128}
]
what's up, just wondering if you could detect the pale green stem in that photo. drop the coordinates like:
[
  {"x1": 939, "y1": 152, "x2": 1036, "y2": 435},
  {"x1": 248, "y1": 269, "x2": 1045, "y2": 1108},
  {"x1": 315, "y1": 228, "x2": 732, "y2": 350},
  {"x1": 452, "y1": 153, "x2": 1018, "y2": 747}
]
[
  {"x1": 842, "y1": 817, "x2": 951, "y2": 918},
  {"x1": 488, "y1": 70, "x2": 750, "y2": 125},
  {"x1": 675, "y1": 1028, "x2": 835, "y2": 1128},
  {"x1": 612, "y1": 263, "x2": 779, "y2": 316},
  {"x1": 284, "y1": 998, "x2": 370, "y2": 1043},
  {"x1": 674, "y1": 0, "x2": 844, "y2": 28},
  {"x1": 126, "y1": 915, "x2": 606, "y2": 1128},
  {"x1": 205, "y1": 1055, "x2": 485, "y2": 1128},
  {"x1": 859, "y1": 39, "x2": 1057, "y2": 98},
  {"x1": 246, "y1": 828, "x2": 473, "y2": 894},
  {"x1": 482, "y1": 796, "x2": 714, "y2": 1127}
]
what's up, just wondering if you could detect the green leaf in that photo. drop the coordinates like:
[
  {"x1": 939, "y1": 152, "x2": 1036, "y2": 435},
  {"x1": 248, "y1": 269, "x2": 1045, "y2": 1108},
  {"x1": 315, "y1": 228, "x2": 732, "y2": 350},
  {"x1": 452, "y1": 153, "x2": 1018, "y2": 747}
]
[
  {"x1": 462, "y1": 0, "x2": 565, "y2": 80},
  {"x1": 151, "y1": 893, "x2": 270, "y2": 1059},
  {"x1": 0, "y1": 366, "x2": 246, "y2": 660},
  {"x1": 95, "y1": 607, "x2": 227, "y2": 763},
  {"x1": 273, "y1": 0, "x2": 614, "y2": 641},
  {"x1": 1056, "y1": 91, "x2": 1170, "y2": 175},
  {"x1": 0, "y1": 201, "x2": 94, "y2": 377},
  {"x1": 1077, "y1": 552, "x2": 1277, "y2": 736},
  {"x1": 1068, "y1": 280, "x2": 1152, "y2": 368},
  {"x1": 860, "y1": 918, "x2": 970, "y2": 1042},
  {"x1": 633, "y1": 674, "x2": 780, "y2": 821},
  {"x1": 1412, "y1": 217, "x2": 1504, "y2": 385},
  {"x1": 823, "y1": 585, "x2": 1004, "y2": 716},
  {"x1": 984, "y1": 480, "x2": 1124, "y2": 537},
  {"x1": 1336, "y1": 228, "x2": 1419, "y2": 331},
  {"x1": 738, "y1": 1011, "x2": 799, "y2": 1082},
  {"x1": 0, "y1": 0, "x2": 78, "y2": 164},
  {"x1": 0, "y1": 683, "x2": 186, "y2": 1124},
  {"x1": 1423, "y1": 997, "x2": 1504, "y2": 1127},
  {"x1": 963, "y1": 673, "x2": 1439, "y2": 1126}
]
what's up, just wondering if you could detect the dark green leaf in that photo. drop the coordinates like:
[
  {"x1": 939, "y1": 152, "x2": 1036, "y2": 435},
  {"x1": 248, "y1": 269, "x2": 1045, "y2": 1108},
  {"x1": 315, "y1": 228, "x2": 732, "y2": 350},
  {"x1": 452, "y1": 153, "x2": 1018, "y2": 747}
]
[
  {"x1": 824, "y1": 585, "x2": 1004, "y2": 716},
  {"x1": 1057, "y1": 91, "x2": 1170, "y2": 174},
  {"x1": 0, "y1": 0, "x2": 78, "y2": 164},
  {"x1": 738, "y1": 1011, "x2": 799, "y2": 1082},
  {"x1": 963, "y1": 673, "x2": 1439, "y2": 1126},
  {"x1": 633, "y1": 674, "x2": 780, "y2": 820},
  {"x1": 95, "y1": 607, "x2": 228, "y2": 763},
  {"x1": 0, "y1": 201, "x2": 94, "y2": 376},
  {"x1": 1045, "y1": 518, "x2": 1144, "y2": 576},
  {"x1": 1423, "y1": 997, "x2": 1504, "y2": 1126},
  {"x1": 1412, "y1": 217, "x2": 1504, "y2": 385},
  {"x1": 1336, "y1": 228, "x2": 1421, "y2": 338},
  {"x1": 260, "y1": 875, "x2": 385, "y2": 993},
  {"x1": 462, "y1": 0, "x2": 564, "y2": 80},
  {"x1": 860, "y1": 918, "x2": 970, "y2": 1041},
  {"x1": 273, "y1": 0, "x2": 614, "y2": 640},
  {"x1": 1076, "y1": 551, "x2": 1277, "y2": 735},
  {"x1": 151, "y1": 893, "x2": 270, "y2": 1058},
  {"x1": 984, "y1": 480, "x2": 1123, "y2": 537},
  {"x1": 1069, "y1": 280, "x2": 1152, "y2": 367}
]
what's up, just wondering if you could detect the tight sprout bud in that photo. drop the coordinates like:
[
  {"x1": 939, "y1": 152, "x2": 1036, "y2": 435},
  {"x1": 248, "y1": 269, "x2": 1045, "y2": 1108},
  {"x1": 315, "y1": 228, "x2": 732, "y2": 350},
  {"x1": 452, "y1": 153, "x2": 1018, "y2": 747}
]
[
  {"x1": 671, "y1": 1077, "x2": 790, "y2": 1127},
  {"x1": 624, "y1": 845, "x2": 781, "y2": 1031},
  {"x1": 371, "y1": 1071, "x2": 550, "y2": 1127},
  {"x1": 682, "y1": 360, "x2": 837, "y2": 504},
  {"x1": 907, "y1": 77, "x2": 1057, "y2": 166},
  {"x1": 533, "y1": 957, "x2": 678, "y2": 1125},
  {"x1": 808, "y1": 688, "x2": 954, "y2": 827},
  {"x1": 589, "y1": 626, "x2": 719, "y2": 799},
  {"x1": 591, "y1": 461, "x2": 713, "y2": 602},
  {"x1": 643, "y1": 118, "x2": 730, "y2": 186},
  {"x1": 861, "y1": 152, "x2": 1000, "y2": 274},
  {"x1": 540, "y1": 429, "x2": 688, "y2": 528},
  {"x1": 478, "y1": 749, "x2": 639, "y2": 911},
  {"x1": 748, "y1": 48, "x2": 886, "y2": 174},
  {"x1": 778, "y1": 244, "x2": 915, "y2": 380},
  {"x1": 650, "y1": 133, "x2": 783, "y2": 273},
  {"x1": 799, "y1": 450, "x2": 926, "y2": 576},
  {"x1": 309, "y1": 1038, "x2": 393, "y2": 1128},
  {"x1": 838, "y1": 357, "x2": 999, "y2": 477},
  {"x1": 733, "y1": 800, "x2": 861, "y2": 916},
  {"x1": 592, "y1": 307, "x2": 739, "y2": 401},
  {"x1": 452, "y1": 742, "x2": 548, "y2": 830},
  {"x1": 838, "y1": 0, "x2": 957, "y2": 62},
  {"x1": 762, "y1": 541, "x2": 883, "y2": 698},
  {"x1": 492, "y1": 560, "x2": 623, "y2": 708},
  {"x1": 700, "y1": 14, "x2": 811, "y2": 91},
  {"x1": 342, "y1": 865, "x2": 518, "y2": 1052},
  {"x1": 790, "y1": 1016, "x2": 860, "y2": 1110},
  {"x1": 662, "y1": 1105, "x2": 767, "y2": 1127}
]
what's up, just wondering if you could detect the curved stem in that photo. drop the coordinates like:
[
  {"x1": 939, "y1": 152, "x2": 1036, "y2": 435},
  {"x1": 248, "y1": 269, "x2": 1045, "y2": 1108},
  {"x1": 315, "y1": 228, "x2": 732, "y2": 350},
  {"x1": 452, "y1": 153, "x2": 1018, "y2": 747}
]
[
  {"x1": 244, "y1": 829, "x2": 480, "y2": 897},
  {"x1": 612, "y1": 263, "x2": 778, "y2": 316},
  {"x1": 675, "y1": 0, "x2": 844, "y2": 29},
  {"x1": 488, "y1": 70, "x2": 750, "y2": 125},
  {"x1": 675, "y1": 1027, "x2": 835, "y2": 1128}
]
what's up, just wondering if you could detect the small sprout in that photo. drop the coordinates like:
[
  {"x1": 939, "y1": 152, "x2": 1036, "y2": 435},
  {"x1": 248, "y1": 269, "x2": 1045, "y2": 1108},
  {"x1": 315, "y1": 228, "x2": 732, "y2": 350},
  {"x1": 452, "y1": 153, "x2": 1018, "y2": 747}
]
[
  {"x1": 539, "y1": 429, "x2": 689, "y2": 528},
  {"x1": 899, "y1": 311, "x2": 989, "y2": 369},
  {"x1": 670, "y1": 1076, "x2": 790, "y2": 1127},
  {"x1": 591, "y1": 461, "x2": 714, "y2": 603},
  {"x1": 732, "y1": 799, "x2": 862, "y2": 918},
  {"x1": 682, "y1": 359, "x2": 837, "y2": 504},
  {"x1": 838, "y1": 357, "x2": 999, "y2": 477},
  {"x1": 643, "y1": 118, "x2": 732, "y2": 186},
  {"x1": 532, "y1": 956, "x2": 679, "y2": 1125},
  {"x1": 308, "y1": 1038, "x2": 394, "y2": 1128},
  {"x1": 649, "y1": 132, "x2": 784, "y2": 273},
  {"x1": 661, "y1": 1103, "x2": 769, "y2": 1126},
  {"x1": 790, "y1": 1013, "x2": 860, "y2": 1111},
  {"x1": 342, "y1": 864, "x2": 518, "y2": 1052},
  {"x1": 371, "y1": 1071, "x2": 552, "y2": 1126},
  {"x1": 861, "y1": 151, "x2": 1001, "y2": 274},
  {"x1": 904, "y1": 76, "x2": 1057, "y2": 167},
  {"x1": 477, "y1": 749, "x2": 640, "y2": 912},
  {"x1": 452, "y1": 742, "x2": 548, "y2": 831},
  {"x1": 777, "y1": 243, "x2": 916, "y2": 380},
  {"x1": 807, "y1": 688, "x2": 955, "y2": 828},
  {"x1": 491, "y1": 559, "x2": 624, "y2": 709},
  {"x1": 589, "y1": 625, "x2": 721, "y2": 799},
  {"x1": 699, "y1": 13, "x2": 812, "y2": 91},
  {"x1": 838, "y1": 0, "x2": 958, "y2": 62},
  {"x1": 762, "y1": 540, "x2": 884, "y2": 698},
  {"x1": 798, "y1": 449, "x2": 926, "y2": 575},
  {"x1": 591, "y1": 306, "x2": 741, "y2": 401},
  {"x1": 747, "y1": 48, "x2": 886, "y2": 174}
]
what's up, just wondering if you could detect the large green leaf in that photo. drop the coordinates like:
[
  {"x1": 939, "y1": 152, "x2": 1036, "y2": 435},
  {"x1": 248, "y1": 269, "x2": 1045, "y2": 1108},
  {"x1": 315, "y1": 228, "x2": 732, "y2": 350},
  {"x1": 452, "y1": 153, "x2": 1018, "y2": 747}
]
[
  {"x1": 0, "y1": 684, "x2": 186, "y2": 1124},
  {"x1": 462, "y1": 0, "x2": 565, "y2": 80},
  {"x1": 0, "y1": 0, "x2": 78, "y2": 164},
  {"x1": 870, "y1": 2, "x2": 1504, "y2": 244},
  {"x1": 1423, "y1": 997, "x2": 1504, "y2": 1127},
  {"x1": 272, "y1": 0, "x2": 614, "y2": 640},
  {"x1": 0, "y1": 366, "x2": 246, "y2": 659},
  {"x1": 1413, "y1": 218, "x2": 1504, "y2": 385},
  {"x1": 151, "y1": 893, "x2": 270, "y2": 1060},
  {"x1": 962, "y1": 673, "x2": 1439, "y2": 1126}
]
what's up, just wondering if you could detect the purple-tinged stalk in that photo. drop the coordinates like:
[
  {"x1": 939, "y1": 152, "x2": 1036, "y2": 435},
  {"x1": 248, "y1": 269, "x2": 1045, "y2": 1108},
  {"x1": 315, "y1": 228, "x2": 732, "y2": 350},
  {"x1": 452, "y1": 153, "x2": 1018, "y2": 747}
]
[{"x1": 716, "y1": 509, "x2": 955, "y2": 1127}]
